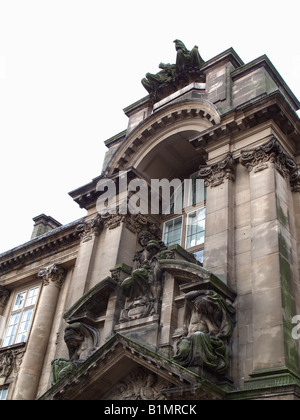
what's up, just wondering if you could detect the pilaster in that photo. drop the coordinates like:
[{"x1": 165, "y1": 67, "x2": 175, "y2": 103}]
[
  {"x1": 66, "y1": 215, "x2": 103, "y2": 306},
  {"x1": 199, "y1": 153, "x2": 235, "y2": 287},
  {"x1": 240, "y1": 137, "x2": 299, "y2": 375}
]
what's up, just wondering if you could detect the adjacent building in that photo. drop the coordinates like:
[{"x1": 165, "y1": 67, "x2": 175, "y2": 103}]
[{"x1": 1, "y1": 41, "x2": 300, "y2": 400}]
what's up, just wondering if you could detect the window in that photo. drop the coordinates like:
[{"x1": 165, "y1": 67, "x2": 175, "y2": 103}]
[
  {"x1": 163, "y1": 216, "x2": 183, "y2": 247},
  {"x1": 185, "y1": 208, "x2": 206, "y2": 249},
  {"x1": 2, "y1": 286, "x2": 39, "y2": 348},
  {"x1": 0, "y1": 387, "x2": 8, "y2": 400},
  {"x1": 162, "y1": 173, "x2": 206, "y2": 264}
]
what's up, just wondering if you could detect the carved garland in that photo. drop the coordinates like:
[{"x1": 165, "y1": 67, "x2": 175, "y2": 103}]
[{"x1": 240, "y1": 137, "x2": 300, "y2": 192}]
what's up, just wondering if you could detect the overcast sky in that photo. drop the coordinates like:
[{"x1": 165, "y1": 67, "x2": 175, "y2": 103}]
[{"x1": 0, "y1": 0, "x2": 299, "y2": 253}]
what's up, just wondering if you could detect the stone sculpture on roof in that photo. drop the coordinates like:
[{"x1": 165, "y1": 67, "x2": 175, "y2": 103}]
[{"x1": 141, "y1": 39, "x2": 205, "y2": 101}]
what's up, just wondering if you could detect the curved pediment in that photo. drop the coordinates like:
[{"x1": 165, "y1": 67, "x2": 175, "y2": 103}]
[{"x1": 105, "y1": 99, "x2": 221, "y2": 178}]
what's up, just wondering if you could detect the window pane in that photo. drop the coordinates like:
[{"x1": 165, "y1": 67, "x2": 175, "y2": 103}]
[
  {"x1": 187, "y1": 175, "x2": 206, "y2": 206},
  {"x1": 3, "y1": 313, "x2": 20, "y2": 347},
  {"x1": 0, "y1": 388, "x2": 8, "y2": 400},
  {"x1": 15, "y1": 308, "x2": 33, "y2": 344},
  {"x1": 13, "y1": 291, "x2": 26, "y2": 311},
  {"x1": 25, "y1": 286, "x2": 39, "y2": 307},
  {"x1": 192, "y1": 249, "x2": 204, "y2": 264},
  {"x1": 163, "y1": 217, "x2": 183, "y2": 247},
  {"x1": 186, "y1": 208, "x2": 206, "y2": 249}
]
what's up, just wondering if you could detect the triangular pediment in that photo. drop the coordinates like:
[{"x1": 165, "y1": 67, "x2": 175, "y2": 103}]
[{"x1": 39, "y1": 334, "x2": 226, "y2": 400}]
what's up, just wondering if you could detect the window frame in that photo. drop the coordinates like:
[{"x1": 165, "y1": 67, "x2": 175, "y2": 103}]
[
  {"x1": 162, "y1": 174, "x2": 206, "y2": 263},
  {"x1": 0, "y1": 387, "x2": 9, "y2": 400},
  {"x1": 1, "y1": 284, "x2": 40, "y2": 348}
]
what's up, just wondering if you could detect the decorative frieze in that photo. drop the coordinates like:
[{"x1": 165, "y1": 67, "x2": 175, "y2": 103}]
[
  {"x1": 0, "y1": 345, "x2": 25, "y2": 382},
  {"x1": 101, "y1": 212, "x2": 161, "y2": 239},
  {"x1": 38, "y1": 263, "x2": 67, "y2": 289},
  {"x1": 199, "y1": 153, "x2": 235, "y2": 187},
  {"x1": 240, "y1": 137, "x2": 300, "y2": 192}
]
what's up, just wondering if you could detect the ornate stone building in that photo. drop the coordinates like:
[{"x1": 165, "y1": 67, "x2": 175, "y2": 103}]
[{"x1": 1, "y1": 41, "x2": 300, "y2": 400}]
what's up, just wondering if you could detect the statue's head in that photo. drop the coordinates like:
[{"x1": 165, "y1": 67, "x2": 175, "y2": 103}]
[{"x1": 138, "y1": 231, "x2": 153, "y2": 247}]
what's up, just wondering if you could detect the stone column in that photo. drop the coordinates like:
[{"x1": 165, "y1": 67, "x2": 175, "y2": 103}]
[
  {"x1": 199, "y1": 153, "x2": 235, "y2": 287},
  {"x1": 13, "y1": 264, "x2": 67, "y2": 400},
  {"x1": 240, "y1": 137, "x2": 298, "y2": 375}
]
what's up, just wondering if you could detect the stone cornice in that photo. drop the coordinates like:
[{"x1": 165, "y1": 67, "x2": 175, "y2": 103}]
[
  {"x1": 0, "y1": 219, "x2": 82, "y2": 275},
  {"x1": 190, "y1": 91, "x2": 300, "y2": 151}
]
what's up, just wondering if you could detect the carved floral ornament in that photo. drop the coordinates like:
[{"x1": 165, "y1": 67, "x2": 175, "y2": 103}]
[
  {"x1": 76, "y1": 213, "x2": 161, "y2": 242},
  {"x1": 0, "y1": 346, "x2": 25, "y2": 381},
  {"x1": 240, "y1": 137, "x2": 300, "y2": 192},
  {"x1": 198, "y1": 153, "x2": 235, "y2": 187},
  {"x1": 38, "y1": 263, "x2": 67, "y2": 289}
]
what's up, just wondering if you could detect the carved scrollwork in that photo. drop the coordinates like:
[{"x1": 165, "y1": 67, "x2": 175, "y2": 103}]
[
  {"x1": 107, "y1": 366, "x2": 169, "y2": 400},
  {"x1": 240, "y1": 137, "x2": 300, "y2": 192},
  {"x1": 0, "y1": 346, "x2": 25, "y2": 381},
  {"x1": 198, "y1": 154, "x2": 235, "y2": 187},
  {"x1": 76, "y1": 215, "x2": 103, "y2": 243},
  {"x1": 38, "y1": 263, "x2": 67, "y2": 289}
]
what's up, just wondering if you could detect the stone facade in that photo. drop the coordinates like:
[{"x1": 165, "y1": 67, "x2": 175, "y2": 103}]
[{"x1": 1, "y1": 41, "x2": 300, "y2": 400}]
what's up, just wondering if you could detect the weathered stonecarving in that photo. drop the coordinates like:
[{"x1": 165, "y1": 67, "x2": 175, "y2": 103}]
[{"x1": 1, "y1": 40, "x2": 300, "y2": 400}]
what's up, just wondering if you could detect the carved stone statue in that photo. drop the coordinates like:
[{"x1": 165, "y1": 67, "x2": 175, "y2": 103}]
[
  {"x1": 173, "y1": 290, "x2": 235, "y2": 375},
  {"x1": 51, "y1": 322, "x2": 99, "y2": 385},
  {"x1": 141, "y1": 40, "x2": 205, "y2": 100},
  {"x1": 174, "y1": 39, "x2": 204, "y2": 74},
  {"x1": 119, "y1": 231, "x2": 166, "y2": 322}
]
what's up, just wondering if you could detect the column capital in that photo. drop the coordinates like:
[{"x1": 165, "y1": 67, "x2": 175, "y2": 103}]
[
  {"x1": 38, "y1": 264, "x2": 67, "y2": 289},
  {"x1": 76, "y1": 215, "x2": 103, "y2": 243},
  {"x1": 198, "y1": 153, "x2": 235, "y2": 187},
  {"x1": 0, "y1": 286, "x2": 10, "y2": 309},
  {"x1": 240, "y1": 136, "x2": 300, "y2": 192}
]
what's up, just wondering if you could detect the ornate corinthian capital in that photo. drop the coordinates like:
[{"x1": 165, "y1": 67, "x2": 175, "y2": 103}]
[
  {"x1": 198, "y1": 153, "x2": 235, "y2": 187},
  {"x1": 38, "y1": 264, "x2": 67, "y2": 289},
  {"x1": 240, "y1": 137, "x2": 300, "y2": 192},
  {"x1": 76, "y1": 215, "x2": 103, "y2": 243}
]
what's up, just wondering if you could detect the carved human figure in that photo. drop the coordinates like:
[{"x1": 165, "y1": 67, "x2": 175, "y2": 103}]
[
  {"x1": 141, "y1": 39, "x2": 204, "y2": 95},
  {"x1": 51, "y1": 322, "x2": 99, "y2": 385},
  {"x1": 120, "y1": 231, "x2": 166, "y2": 322},
  {"x1": 174, "y1": 290, "x2": 235, "y2": 375},
  {"x1": 141, "y1": 62, "x2": 176, "y2": 94},
  {"x1": 173, "y1": 39, "x2": 204, "y2": 74}
]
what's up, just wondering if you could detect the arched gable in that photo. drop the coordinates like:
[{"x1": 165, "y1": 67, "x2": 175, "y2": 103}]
[{"x1": 105, "y1": 99, "x2": 221, "y2": 178}]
